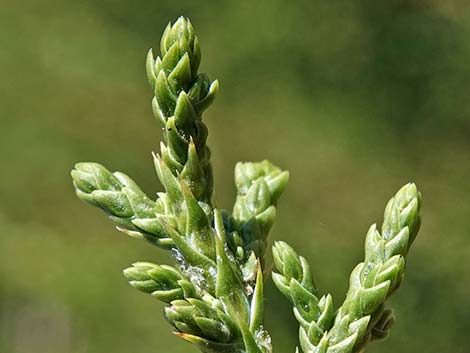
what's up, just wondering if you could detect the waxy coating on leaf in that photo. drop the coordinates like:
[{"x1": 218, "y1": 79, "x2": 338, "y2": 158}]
[{"x1": 273, "y1": 183, "x2": 422, "y2": 353}]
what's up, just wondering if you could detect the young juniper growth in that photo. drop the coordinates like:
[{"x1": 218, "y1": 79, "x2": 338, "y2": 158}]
[
  {"x1": 272, "y1": 183, "x2": 422, "y2": 353},
  {"x1": 72, "y1": 16, "x2": 287, "y2": 353},
  {"x1": 71, "y1": 16, "x2": 422, "y2": 353}
]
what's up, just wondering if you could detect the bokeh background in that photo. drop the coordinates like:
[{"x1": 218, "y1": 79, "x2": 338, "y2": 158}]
[{"x1": 1, "y1": 0, "x2": 470, "y2": 352}]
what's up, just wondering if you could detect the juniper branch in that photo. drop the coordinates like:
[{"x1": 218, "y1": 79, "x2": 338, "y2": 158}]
[
  {"x1": 124, "y1": 262, "x2": 198, "y2": 302},
  {"x1": 273, "y1": 183, "x2": 422, "y2": 353},
  {"x1": 124, "y1": 262, "x2": 243, "y2": 347},
  {"x1": 147, "y1": 17, "x2": 218, "y2": 203},
  {"x1": 71, "y1": 162, "x2": 175, "y2": 248},
  {"x1": 334, "y1": 183, "x2": 422, "y2": 353},
  {"x1": 71, "y1": 14, "x2": 422, "y2": 353},
  {"x1": 272, "y1": 241, "x2": 336, "y2": 352},
  {"x1": 229, "y1": 161, "x2": 289, "y2": 262},
  {"x1": 72, "y1": 17, "x2": 283, "y2": 353}
]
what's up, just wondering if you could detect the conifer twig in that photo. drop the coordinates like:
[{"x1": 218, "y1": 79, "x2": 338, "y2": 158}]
[
  {"x1": 273, "y1": 183, "x2": 422, "y2": 353},
  {"x1": 71, "y1": 16, "x2": 422, "y2": 353},
  {"x1": 72, "y1": 17, "x2": 285, "y2": 353}
]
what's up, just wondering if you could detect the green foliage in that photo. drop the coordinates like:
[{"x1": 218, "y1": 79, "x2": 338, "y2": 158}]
[
  {"x1": 72, "y1": 17, "x2": 285, "y2": 353},
  {"x1": 71, "y1": 16, "x2": 422, "y2": 353},
  {"x1": 273, "y1": 184, "x2": 422, "y2": 353}
]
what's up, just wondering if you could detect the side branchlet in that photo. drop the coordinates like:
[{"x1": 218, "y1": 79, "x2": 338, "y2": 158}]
[{"x1": 273, "y1": 183, "x2": 422, "y2": 353}]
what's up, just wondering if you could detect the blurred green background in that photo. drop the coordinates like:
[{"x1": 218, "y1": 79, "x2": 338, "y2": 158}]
[{"x1": 1, "y1": 0, "x2": 470, "y2": 352}]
